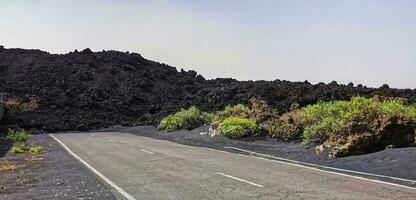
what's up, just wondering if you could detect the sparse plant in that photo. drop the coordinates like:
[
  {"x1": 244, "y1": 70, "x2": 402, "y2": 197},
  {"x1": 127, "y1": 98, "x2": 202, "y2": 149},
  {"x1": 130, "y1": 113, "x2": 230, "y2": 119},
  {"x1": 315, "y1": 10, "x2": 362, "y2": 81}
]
[
  {"x1": 6, "y1": 129, "x2": 31, "y2": 142},
  {"x1": 25, "y1": 156, "x2": 44, "y2": 161},
  {"x1": 218, "y1": 117, "x2": 257, "y2": 139},
  {"x1": 5, "y1": 98, "x2": 20, "y2": 112},
  {"x1": 20, "y1": 97, "x2": 39, "y2": 112},
  {"x1": 10, "y1": 144, "x2": 25, "y2": 154},
  {"x1": 29, "y1": 145, "x2": 43, "y2": 154},
  {"x1": 5, "y1": 97, "x2": 39, "y2": 113},
  {"x1": 0, "y1": 161, "x2": 16, "y2": 172}
]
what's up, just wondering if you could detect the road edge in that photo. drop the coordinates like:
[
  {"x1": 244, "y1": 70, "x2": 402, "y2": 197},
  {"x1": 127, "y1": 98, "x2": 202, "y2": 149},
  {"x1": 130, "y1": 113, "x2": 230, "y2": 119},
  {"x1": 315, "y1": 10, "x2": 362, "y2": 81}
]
[{"x1": 48, "y1": 134, "x2": 136, "y2": 200}]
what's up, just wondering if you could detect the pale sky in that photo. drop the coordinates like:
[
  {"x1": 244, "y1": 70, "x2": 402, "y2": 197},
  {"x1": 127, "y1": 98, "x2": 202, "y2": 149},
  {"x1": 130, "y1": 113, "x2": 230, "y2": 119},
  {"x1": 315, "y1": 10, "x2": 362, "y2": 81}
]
[{"x1": 1, "y1": 0, "x2": 415, "y2": 89}]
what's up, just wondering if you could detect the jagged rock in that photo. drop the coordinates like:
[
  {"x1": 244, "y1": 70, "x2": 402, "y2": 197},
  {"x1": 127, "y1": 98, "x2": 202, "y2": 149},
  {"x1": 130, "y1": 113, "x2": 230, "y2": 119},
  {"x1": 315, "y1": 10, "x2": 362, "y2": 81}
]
[{"x1": 0, "y1": 47, "x2": 415, "y2": 131}]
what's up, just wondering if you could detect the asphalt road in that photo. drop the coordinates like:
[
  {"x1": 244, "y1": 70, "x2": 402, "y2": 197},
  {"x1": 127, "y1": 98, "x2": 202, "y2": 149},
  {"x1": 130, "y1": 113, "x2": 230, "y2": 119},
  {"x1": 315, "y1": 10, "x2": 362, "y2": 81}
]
[{"x1": 51, "y1": 132, "x2": 416, "y2": 200}]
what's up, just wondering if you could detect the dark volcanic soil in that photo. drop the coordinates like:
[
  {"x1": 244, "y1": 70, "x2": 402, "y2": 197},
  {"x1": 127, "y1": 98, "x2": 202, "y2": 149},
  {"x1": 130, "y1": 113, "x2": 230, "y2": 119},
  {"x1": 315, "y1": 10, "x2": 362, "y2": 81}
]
[
  {"x1": 0, "y1": 134, "x2": 116, "y2": 200},
  {"x1": 1, "y1": 46, "x2": 415, "y2": 131}
]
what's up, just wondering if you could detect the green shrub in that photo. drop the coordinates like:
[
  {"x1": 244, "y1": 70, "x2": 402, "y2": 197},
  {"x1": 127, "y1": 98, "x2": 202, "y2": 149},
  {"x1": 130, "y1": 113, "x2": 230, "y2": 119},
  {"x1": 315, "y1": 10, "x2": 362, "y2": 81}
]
[
  {"x1": 301, "y1": 96, "x2": 416, "y2": 145},
  {"x1": 29, "y1": 145, "x2": 43, "y2": 154},
  {"x1": 212, "y1": 104, "x2": 251, "y2": 122},
  {"x1": 378, "y1": 98, "x2": 416, "y2": 118},
  {"x1": 201, "y1": 111, "x2": 215, "y2": 123},
  {"x1": 218, "y1": 117, "x2": 257, "y2": 139},
  {"x1": 10, "y1": 145, "x2": 25, "y2": 154},
  {"x1": 6, "y1": 129, "x2": 31, "y2": 142},
  {"x1": 268, "y1": 120, "x2": 301, "y2": 140},
  {"x1": 210, "y1": 104, "x2": 251, "y2": 129},
  {"x1": 158, "y1": 106, "x2": 211, "y2": 131}
]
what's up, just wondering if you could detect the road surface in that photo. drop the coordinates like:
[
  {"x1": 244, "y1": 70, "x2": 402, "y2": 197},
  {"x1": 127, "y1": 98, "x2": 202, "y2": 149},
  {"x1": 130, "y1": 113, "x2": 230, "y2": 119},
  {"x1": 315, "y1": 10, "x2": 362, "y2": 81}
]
[{"x1": 51, "y1": 132, "x2": 416, "y2": 200}]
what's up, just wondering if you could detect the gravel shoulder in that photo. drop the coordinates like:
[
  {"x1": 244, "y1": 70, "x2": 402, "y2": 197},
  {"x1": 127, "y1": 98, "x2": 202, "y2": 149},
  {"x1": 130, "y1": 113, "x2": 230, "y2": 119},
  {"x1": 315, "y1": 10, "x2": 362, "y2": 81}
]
[
  {"x1": 108, "y1": 125, "x2": 416, "y2": 181},
  {"x1": 0, "y1": 134, "x2": 116, "y2": 200}
]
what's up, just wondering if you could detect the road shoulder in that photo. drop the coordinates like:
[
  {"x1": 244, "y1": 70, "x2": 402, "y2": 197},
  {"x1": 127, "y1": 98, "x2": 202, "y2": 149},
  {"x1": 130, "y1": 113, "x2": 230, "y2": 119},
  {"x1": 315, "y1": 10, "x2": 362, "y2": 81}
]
[{"x1": 0, "y1": 134, "x2": 116, "y2": 200}]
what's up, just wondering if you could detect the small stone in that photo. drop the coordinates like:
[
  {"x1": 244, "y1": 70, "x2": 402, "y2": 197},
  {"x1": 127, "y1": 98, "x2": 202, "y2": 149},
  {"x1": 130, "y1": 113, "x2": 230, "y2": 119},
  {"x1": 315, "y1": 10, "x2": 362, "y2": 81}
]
[{"x1": 315, "y1": 144, "x2": 326, "y2": 155}]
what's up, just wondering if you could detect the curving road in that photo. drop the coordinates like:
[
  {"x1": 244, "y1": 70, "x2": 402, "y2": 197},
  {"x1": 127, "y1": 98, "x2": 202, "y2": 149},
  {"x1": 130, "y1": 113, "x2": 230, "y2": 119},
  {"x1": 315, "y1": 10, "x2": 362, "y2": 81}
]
[{"x1": 51, "y1": 132, "x2": 416, "y2": 200}]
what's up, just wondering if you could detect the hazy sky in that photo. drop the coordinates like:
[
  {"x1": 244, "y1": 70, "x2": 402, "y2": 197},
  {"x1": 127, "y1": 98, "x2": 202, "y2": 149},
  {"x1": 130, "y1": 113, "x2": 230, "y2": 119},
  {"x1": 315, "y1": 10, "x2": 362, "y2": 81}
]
[{"x1": 1, "y1": 0, "x2": 415, "y2": 89}]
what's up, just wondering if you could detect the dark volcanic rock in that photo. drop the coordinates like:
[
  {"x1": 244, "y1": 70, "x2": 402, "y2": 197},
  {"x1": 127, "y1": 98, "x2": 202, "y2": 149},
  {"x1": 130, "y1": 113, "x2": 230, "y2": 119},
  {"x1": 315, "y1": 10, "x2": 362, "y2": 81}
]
[{"x1": 0, "y1": 47, "x2": 415, "y2": 132}]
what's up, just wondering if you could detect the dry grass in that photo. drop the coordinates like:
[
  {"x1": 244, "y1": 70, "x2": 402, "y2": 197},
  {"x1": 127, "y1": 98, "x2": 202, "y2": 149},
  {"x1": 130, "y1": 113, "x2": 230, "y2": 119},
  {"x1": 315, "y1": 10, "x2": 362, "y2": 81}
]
[
  {"x1": 25, "y1": 156, "x2": 44, "y2": 161},
  {"x1": 0, "y1": 161, "x2": 17, "y2": 172},
  {"x1": 5, "y1": 97, "x2": 39, "y2": 112},
  {"x1": 5, "y1": 98, "x2": 20, "y2": 112}
]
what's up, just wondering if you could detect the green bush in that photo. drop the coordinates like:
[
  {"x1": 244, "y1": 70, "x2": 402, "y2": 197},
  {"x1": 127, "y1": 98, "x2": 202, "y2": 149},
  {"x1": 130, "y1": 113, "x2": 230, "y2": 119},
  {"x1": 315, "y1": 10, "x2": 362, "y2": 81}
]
[
  {"x1": 218, "y1": 117, "x2": 257, "y2": 139},
  {"x1": 158, "y1": 106, "x2": 211, "y2": 132},
  {"x1": 6, "y1": 129, "x2": 31, "y2": 142},
  {"x1": 212, "y1": 104, "x2": 251, "y2": 122},
  {"x1": 268, "y1": 120, "x2": 301, "y2": 140},
  {"x1": 10, "y1": 145, "x2": 25, "y2": 154},
  {"x1": 301, "y1": 96, "x2": 416, "y2": 145},
  {"x1": 29, "y1": 145, "x2": 43, "y2": 154},
  {"x1": 210, "y1": 104, "x2": 251, "y2": 129}
]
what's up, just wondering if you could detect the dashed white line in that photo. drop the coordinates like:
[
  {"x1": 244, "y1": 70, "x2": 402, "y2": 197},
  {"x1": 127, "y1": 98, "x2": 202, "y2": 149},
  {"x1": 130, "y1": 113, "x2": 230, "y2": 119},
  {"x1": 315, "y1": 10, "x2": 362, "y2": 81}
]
[
  {"x1": 216, "y1": 172, "x2": 264, "y2": 188},
  {"x1": 49, "y1": 134, "x2": 136, "y2": 200},
  {"x1": 139, "y1": 149, "x2": 155, "y2": 155},
  {"x1": 108, "y1": 138, "x2": 117, "y2": 143},
  {"x1": 89, "y1": 133, "x2": 96, "y2": 137}
]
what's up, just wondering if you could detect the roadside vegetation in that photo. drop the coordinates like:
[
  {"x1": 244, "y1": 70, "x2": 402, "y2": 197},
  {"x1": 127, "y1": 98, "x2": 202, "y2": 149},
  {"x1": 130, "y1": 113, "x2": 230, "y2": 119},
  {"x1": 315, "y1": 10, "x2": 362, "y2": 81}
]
[
  {"x1": 0, "y1": 95, "x2": 45, "y2": 188},
  {"x1": 301, "y1": 96, "x2": 416, "y2": 157},
  {"x1": 218, "y1": 117, "x2": 256, "y2": 139},
  {"x1": 157, "y1": 106, "x2": 212, "y2": 131},
  {"x1": 6, "y1": 129, "x2": 31, "y2": 142},
  {"x1": 0, "y1": 161, "x2": 16, "y2": 172},
  {"x1": 10, "y1": 144, "x2": 25, "y2": 154},
  {"x1": 4, "y1": 97, "x2": 39, "y2": 113},
  {"x1": 158, "y1": 96, "x2": 416, "y2": 158},
  {"x1": 29, "y1": 145, "x2": 43, "y2": 154},
  {"x1": 6, "y1": 129, "x2": 43, "y2": 154}
]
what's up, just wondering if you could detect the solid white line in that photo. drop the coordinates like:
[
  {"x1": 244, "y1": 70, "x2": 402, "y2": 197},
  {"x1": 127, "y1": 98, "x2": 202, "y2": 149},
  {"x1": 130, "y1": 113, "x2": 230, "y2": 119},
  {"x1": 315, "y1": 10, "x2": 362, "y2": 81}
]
[
  {"x1": 216, "y1": 172, "x2": 264, "y2": 188},
  {"x1": 48, "y1": 134, "x2": 136, "y2": 200},
  {"x1": 223, "y1": 146, "x2": 416, "y2": 191},
  {"x1": 224, "y1": 146, "x2": 416, "y2": 184},
  {"x1": 139, "y1": 149, "x2": 155, "y2": 155}
]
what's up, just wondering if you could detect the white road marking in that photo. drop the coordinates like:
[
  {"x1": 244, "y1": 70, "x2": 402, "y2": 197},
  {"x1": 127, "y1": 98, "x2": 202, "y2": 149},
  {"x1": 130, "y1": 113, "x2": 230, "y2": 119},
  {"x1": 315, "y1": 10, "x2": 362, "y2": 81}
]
[
  {"x1": 216, "y1": 172, "x2": 264, "y2": 188},
  {"x1": 48, "y1": 134, "x2": 136, "y2": 200},
  {"x1": 139, "y1": 149, "x2": 155, "y2": 155},
  {"x1": 224, "y1": 146, "x2": 416, "y2": 190},
  {"x1": 89, "y1": 133, "x2": 96, "y2": 137},
  {"x1": 108, "y1": 138, "x2": 117, "y2": 143}
]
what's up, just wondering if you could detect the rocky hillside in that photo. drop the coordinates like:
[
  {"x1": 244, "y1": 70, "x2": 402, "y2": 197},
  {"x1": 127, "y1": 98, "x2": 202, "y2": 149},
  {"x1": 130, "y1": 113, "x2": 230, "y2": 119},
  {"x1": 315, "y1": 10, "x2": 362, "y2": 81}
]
[{"x1": 1, "y1": 46, "x2": 415, "y2": 131}]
